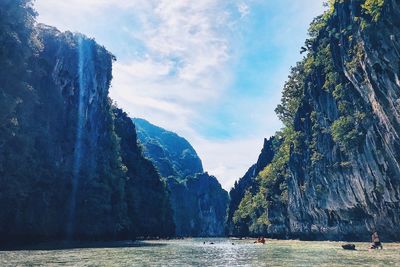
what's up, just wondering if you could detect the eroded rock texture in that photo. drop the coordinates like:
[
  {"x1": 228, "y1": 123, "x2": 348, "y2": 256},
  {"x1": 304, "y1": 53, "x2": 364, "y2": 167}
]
[
  {"x1": 0, "y1": 2, "x2": 174, "y2": 244},
  {"x1": 287, "y1": 0, "x2": 400, "y2": 241},
  {"x1": 229, "y1": 0, "x2": 400, "y2": 241}
]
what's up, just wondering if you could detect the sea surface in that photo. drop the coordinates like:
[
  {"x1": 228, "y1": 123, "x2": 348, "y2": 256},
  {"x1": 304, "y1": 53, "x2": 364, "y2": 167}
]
[{"x1": 1, "y1": 238, "x2": 399, "y2": 266}]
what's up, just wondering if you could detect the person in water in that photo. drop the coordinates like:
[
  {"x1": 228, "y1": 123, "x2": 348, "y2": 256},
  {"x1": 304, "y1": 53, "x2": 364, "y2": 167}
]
[
  {"x1": 370, "y1": 231, "x2": 383, "y2": 249},
  {"x1": 254, "y1": 237, "x2": 266, "y2": 244}
]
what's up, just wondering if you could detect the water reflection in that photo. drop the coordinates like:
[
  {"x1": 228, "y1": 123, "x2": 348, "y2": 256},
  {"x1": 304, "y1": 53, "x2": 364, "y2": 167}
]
[
  {"x1": 1, "y1": 238, "x2": 399, "y2": 266},
  {"x1": 0, "y1": 240, "x2": 166, "y2": 251}
]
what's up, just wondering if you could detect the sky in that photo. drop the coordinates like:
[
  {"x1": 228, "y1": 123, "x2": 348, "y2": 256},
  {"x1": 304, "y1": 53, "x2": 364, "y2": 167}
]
[{"x1": 34, "y1": 0, "x2": 326, "y2": 191}]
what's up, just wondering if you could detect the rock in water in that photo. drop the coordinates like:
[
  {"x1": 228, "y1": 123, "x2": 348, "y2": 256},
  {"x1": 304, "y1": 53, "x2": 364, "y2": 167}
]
[{"x1": 342, "y1": 244, "x2": 356, "y2": 250}]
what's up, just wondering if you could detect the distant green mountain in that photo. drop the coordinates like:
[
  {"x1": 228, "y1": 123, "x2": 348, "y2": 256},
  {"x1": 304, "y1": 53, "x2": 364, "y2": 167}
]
[
  {"x1": 133, "y1": 118, "x2": 229, "y2": 237},
  {"x1": 133, "y1": 118, "x2": 203, "y2": 180}
]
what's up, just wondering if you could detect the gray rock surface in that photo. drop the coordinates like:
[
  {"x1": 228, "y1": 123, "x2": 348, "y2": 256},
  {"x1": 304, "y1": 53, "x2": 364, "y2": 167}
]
[{"x1": 286, "y1": 0, "x2": 400, "y2": 241}]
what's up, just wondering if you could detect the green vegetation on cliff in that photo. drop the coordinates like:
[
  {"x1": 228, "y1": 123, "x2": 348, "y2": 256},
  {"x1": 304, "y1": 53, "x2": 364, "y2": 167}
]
[
  {"x1": 133, "y1": 118, "x2": 203, "y2": 179},
  {"x1": 362, "y1": 0, "x2": 385, "y2": 21}
]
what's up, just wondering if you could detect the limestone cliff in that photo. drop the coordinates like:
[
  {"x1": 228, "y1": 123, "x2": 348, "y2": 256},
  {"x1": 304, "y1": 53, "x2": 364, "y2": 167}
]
[
  {"x1": 229, "y1": 0, "x2": 400, "y2": 241},
  {"x1": 286, "y1": 0, "x2": 400, "y2": 241},
  {"x1": 167, "y1": 173, "x2": 228, "y2": 237},
  {"x1": 0, "y1": 1, "x2": 174, "y2": 244}
]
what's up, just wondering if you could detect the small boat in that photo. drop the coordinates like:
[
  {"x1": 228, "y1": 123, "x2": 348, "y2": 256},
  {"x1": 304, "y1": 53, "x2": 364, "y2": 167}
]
[{"x1": 342, "y1": 244, "x2": 356, "y2": 250}]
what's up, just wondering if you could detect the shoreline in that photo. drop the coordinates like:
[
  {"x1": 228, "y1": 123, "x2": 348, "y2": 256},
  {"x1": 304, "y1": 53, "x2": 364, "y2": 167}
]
[{"x1": 1, "y1": 237, "x2": 399, "y2": 251}]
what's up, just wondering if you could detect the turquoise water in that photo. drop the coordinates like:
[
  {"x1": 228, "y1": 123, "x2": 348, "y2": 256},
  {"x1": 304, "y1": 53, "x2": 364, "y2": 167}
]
[{"x1": 1, "y1": 238, "x2": 399, "y2": 266}]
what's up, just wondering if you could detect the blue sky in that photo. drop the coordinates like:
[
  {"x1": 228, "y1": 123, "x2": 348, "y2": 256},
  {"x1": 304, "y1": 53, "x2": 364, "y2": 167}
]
[{"x1": 35, "y1": 0, "x2": 326, "y2": 190}]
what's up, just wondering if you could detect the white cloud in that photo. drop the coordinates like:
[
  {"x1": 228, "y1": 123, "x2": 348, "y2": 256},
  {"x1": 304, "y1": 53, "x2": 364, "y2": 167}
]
[
  {"x1": 237, "y1": 3, "x2": 250, "y2": 18},
  {"x1": 127, "y1": 0, "x2": 232, "y2": 86},
  {"x1": 192, "y1": 137, "x2": 265, "y2": 190}
]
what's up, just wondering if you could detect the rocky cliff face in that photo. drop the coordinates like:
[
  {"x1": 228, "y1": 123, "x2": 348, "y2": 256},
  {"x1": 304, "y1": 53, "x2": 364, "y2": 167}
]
[
  {"x1": 286, "y1": 0, "x2": 400, "y2": 241},
  {"x1": 37, "y1": 24, "x2": 124, "y2": 241},
  {"x1": 229, "y1": 0, "x2": 400, "y2": 241},
  {"x1": 0, "y1": 1, "x2": 174, "y2": 244},
  {"x1": 134, "y1": 119, "x2": 229, "y2": 237},
  {"x1": 168, "y1": 173, "x2": 228, "y2": 237},
  {"x1": 113, "y1": 110, "x2": 175, "y2": 238}
]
